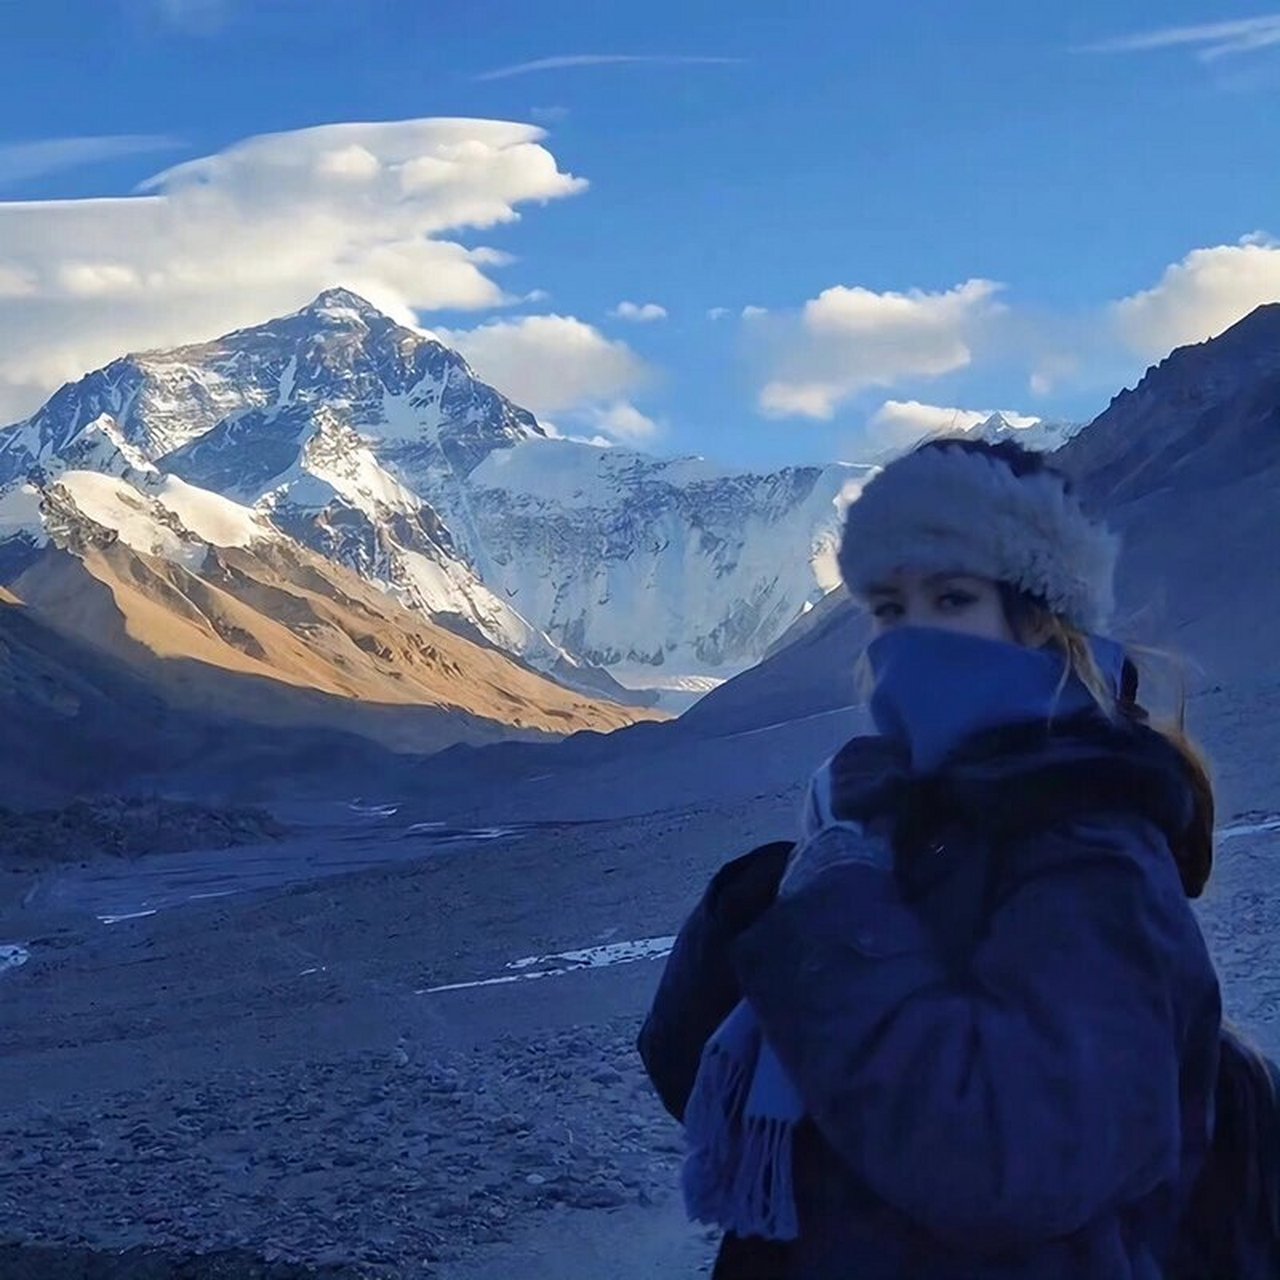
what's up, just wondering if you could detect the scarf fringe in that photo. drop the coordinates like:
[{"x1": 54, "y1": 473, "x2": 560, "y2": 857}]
[
  {"x1": 682, "y1": 1036, "x2": 800, "y2": 1241},
  {"x1": 726, "y1": 1112, "x2": 800, "y2": 1240},
  {"x1": 682, "y1": 1036, "x2": 755, "y2": 1224}
]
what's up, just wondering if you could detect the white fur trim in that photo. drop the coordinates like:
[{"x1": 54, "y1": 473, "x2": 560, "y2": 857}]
[{"x1": 837, "y1": 446, "x2": 1119, "y2": 632}]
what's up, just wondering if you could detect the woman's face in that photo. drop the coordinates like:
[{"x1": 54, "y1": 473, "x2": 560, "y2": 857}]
[{"x1": 866, "y1": 570, "x2": 1017, "y2": 644}]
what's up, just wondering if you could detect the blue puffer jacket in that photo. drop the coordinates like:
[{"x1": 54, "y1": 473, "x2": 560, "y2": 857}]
[{"x1": 639, "y1": 630, "x2": 1222, "y2": 1279}]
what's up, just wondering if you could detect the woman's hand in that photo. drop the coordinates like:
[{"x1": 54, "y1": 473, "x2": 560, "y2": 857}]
[{"x1": 779, "y1": 824, "x2": 895, "y2": 897}]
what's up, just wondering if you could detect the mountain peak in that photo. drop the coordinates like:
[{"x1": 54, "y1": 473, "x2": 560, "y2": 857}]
[
  {"x1": 301, "y1": 288, "x2": 387, "y2": 325},
  {"x1": 976, "y1": 411, "x2": 1012, "y2": 432},
  {"x1": 1212, "y1": 299, "x2": 1280, "y2": 336},
  {"x1": 1133, "y1": 303, "x2": 1280, "y2": 389},
  {"x1": 1195, "y1": 301, "x2": 1280, "y2": 364}
]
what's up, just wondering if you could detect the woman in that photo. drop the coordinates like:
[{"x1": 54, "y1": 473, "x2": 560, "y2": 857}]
[{"x1": 638, "y1": 437, "x2": 1277, "y2": 1278}]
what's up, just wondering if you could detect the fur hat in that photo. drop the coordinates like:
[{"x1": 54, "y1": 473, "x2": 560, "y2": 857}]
[{"x1": 836, "y1": 442, "x2": 1120, "y2": 633}]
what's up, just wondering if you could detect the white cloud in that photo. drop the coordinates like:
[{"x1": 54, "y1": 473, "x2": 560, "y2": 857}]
[
  {"x1": 1111, "y1": 234, "x2": 1280, "y2": 357},
  {"x1": 0, "y1": 266, "x2": 37, "y2": 298},
  {"x1": 540, "y1": 420, "x2": 617, "y2": 448},
  {"x1": 611, "y1": 300, "x2": 667, "y2": 322},
  {"x1": 438, "y1": 314, "x2": 659, "y2": 443},
  {"x1": 473, "y1": 54, "x2": 744, "y2": 82},
  {"x1": 0, "y1": 135, "x2": 182, "y2": 188},
  {"x1": 741, "y1": 305, "x2": 767, "y2": 318},
  {"x1": 437, "y1": 314, "x2": 649, "y2": 415},
  {"x1": 0, "y1": 117, "x2": 587, "y2": 423},
  {"x1": 706, "y1": 307, "x2": 730, "y2": 321},
  {"x1": 1081, "y1": 15, "x2": 1280, "y2": 61},
  {"x1": 755, "y1": 279, "x2": 1005, "y2": 420},
  {"x1": 586, "y1": 401, "x2": 660, "y2": 443},
  {"x1": 1028, "y1": 354, "x2": 1081, "y2": 398}
]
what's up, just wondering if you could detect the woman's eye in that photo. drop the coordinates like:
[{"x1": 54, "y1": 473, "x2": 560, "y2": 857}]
[
  {"x1": 872, "y1": 602, "x2": 902, "y2": 621},
  {"x1": 938, "y1": 592, "x2": 976, "y2": 611}
]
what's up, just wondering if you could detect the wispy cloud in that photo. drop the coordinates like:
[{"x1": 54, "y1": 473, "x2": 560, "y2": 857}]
[
  {"x1": 474, "y1": 54, "x2": 744, "y2": 83},
  {"x1": 0, "y1": 135, "x2": 182, "y2": 188},
  {"x1": 1081, "y1": 14, "x2": 1280, "y2": 61},
  {"x1": 150, "y1": 0, "x2": 232, "y2": 33},
  {"x1": 611, "y1": 300, "x2": 667, "y2": 322}
]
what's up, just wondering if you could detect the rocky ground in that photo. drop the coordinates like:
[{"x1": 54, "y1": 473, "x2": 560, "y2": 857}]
[
  {"x1": 0, "y1": 781, "x2": 786, "y2": 1279},
  {"x1": 2, "y1": 681, "x2": 1278, "y2": 1279},
  {"x1": 0, "y1": 797, "x2": 287, "y2": 868},
  {"x1": 0, "y1": 1017, "x2": 700, "y2": 1279}
]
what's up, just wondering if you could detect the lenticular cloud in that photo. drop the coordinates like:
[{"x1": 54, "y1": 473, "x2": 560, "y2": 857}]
[{"x1": 0, "y1": 118, "x2": 587, "y2": 423}]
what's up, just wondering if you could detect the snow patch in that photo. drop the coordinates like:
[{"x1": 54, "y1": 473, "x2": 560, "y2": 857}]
[
  {"x1": 348, "y1": 800, "x2": 400, "y2": 818},
  {"x1": 401, "y1": 823, "x2": 522, "y2": 843},
  {"x1": 147, "y1": 476, "x2": 264, "y2": 548},
  {"x1": 0, "y1": 943, "x2": 30, "y2": 975},
  {"x1": 276, "y1": 355, "x2": 298, "y2": 404},
  {"x1": 417, "y1": 935, "x2": 677, "y2": 994},
  {"x1": 374, "y1": 388, "x2": 447, "y2": 442},
  {"x1": 506, "y1": 936, "x2": 678, "y2": 971},
  {"x1": 58, "y1": 471, "x2": 190, "y2": 561},
  {"x1": 725, "y1": 703, "x2": 862, "y2": 740},
  {"x1": 610, "y1": 672, "x2": 725, "y2": 696},
  {"x1": 99, "y1": 908, "x2": 159, "y2": 926},
  {"x1": 1219, "y1": 814, "x2": 1280, "y2": 841}
]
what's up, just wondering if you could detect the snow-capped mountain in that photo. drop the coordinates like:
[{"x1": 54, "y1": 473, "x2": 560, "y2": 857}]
[
  {"x1": 857, "y1": 412, "x2": 1085, "y2": 467},
  {"x1": 0, "y1": 289, "x2": 543, "y2": 474},
  {"x1": 461, "y1": 440, "x2": 864, "y2": 685},
  {"x1": 970, "y1": 412, "x2": 1084, "y2": 453},
  {"x1": 0, "y1": 290, "x2": 869, "y2": 700},
  {"x1": 0, "y1": 466, "x2": 272, "y2": 573},
  {"x1": 0, "y1": 291, "x2": 587, "y2": 675}
]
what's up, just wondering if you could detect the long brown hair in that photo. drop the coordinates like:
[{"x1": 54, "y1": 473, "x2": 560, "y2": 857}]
[{"x1": 999, "y1": 587, "x2": 1215, "y2": 899}]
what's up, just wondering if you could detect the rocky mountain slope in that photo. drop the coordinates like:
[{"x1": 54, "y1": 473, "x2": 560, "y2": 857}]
[
  {"x1": 0, "y1": 585, "x2": 392, "y2": 807},
  {"x1": 0, "y1": 466, "x2": 659, "y2": 801}
]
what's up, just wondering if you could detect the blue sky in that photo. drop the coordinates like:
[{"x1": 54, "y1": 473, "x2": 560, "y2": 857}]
[{"x1": 3, "y1": 1, "x2": 1280, "y2": 468}]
